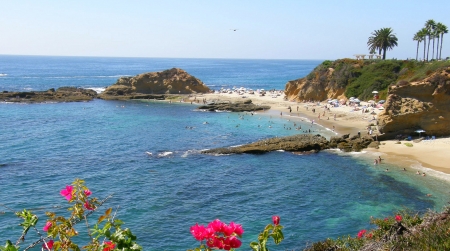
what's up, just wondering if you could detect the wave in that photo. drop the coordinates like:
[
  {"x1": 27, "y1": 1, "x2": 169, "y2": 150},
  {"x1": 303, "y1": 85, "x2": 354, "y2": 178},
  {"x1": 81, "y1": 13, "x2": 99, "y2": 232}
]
[
  {"x1": 87, "y1": 87, "x2": 106, "y2": 94},
  {"x1": 157, "y1": 151, "x2": 173, "y2": 157},
  {"x1": 0, "y1": 73, "x2": 7, "y2": 77}
]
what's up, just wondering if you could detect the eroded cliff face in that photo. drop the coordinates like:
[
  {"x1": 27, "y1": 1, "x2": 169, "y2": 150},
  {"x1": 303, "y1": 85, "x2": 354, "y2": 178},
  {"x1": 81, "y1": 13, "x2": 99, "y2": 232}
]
[
  {"x1": 284, "y1": 67, "x2": 346, "y2": 102},
  {"x1": 101, "y1": 68, "x2": 210, "y2": 97},
  {"x1": 377, "y1": 67, "x2": 450, "y2": 138}
]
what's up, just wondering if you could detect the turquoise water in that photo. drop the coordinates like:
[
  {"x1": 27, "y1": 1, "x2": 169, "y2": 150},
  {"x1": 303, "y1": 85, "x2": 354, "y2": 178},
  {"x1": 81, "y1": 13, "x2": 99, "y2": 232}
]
[{"x1": 0, "y1": 56, "x2": 449, "y2": 250}]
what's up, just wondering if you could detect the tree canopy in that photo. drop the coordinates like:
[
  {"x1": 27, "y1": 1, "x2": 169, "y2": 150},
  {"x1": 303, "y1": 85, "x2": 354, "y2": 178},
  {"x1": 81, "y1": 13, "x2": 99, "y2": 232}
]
[{"x1": 367, "y1": 28, "x2": 398, "y2": 60}]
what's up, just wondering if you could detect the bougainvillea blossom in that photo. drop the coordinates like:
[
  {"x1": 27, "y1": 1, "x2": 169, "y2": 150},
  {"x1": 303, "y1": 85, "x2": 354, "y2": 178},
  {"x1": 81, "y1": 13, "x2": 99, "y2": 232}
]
[
  {"x1": 60, "y1": 185, "x2": 73, "y2": 201},
  {"x1": 43, "y1": 221, "x2": 52, "y2": 232}
]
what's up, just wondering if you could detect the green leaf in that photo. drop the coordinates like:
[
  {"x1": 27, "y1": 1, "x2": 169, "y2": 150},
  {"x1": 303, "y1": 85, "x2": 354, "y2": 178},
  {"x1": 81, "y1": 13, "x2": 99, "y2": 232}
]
[
  {"x1": 249, "y1": 242, "x2": 260, "y2": 251},
  {"x1": 1, "y1": 240, "x2": 19, "y2": 251}
]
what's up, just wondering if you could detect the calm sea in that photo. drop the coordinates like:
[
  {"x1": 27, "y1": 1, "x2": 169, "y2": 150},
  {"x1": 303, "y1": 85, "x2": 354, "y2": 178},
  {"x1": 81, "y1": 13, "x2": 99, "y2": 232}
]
[{"x1": 0, "y1": 55, "x2": 449, "y2": 250}]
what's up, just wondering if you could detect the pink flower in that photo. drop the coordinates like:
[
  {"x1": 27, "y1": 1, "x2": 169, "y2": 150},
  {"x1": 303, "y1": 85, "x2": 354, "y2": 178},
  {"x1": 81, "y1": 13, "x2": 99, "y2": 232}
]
[
  {"x1": 43, "y1": 221, "x2": 52, "y2": 232},
  {"x1": 103, "y1": 241, "x2": 115, "y2": 251},
  {"x1": 357, "y1": 229, "x2": 366, "y2": 239},
  {"x1": 60, "y1": 185, "x2": 73, "y2": 201},
  {"x1": 208, "y1": 219, "x2": 224, "y2": 232},
  {"x1": 222, "y1": 223, "x2": 235, "y2": 236},
  {"x1": 395, "y1": 215, "x2": 402, "y2": 222},
  {"x1": 272, "y1": 215, "x2": 280, "y2": 226},
  {"x1": 84, "y1": 201, "x2": 95, "y2": 210},
  {"x1": 228, "y1": 236, "x2": 242, "y2": 248},
  {"x1": 190, "y1": 223, "x2": 207, "y2": 241},
  {"x1": 232, "y1": 222, "x2": 244, "y2": 236},
  {"x1": 42, "y1": 239, "x2": 54, "y2": 250},
  {"x1": 84, "y1": 189, "x2": 92, "y2": 196}
]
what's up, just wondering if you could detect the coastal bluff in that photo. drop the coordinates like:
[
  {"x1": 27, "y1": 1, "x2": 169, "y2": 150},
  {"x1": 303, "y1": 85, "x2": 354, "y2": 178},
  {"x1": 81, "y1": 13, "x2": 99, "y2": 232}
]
[
  {"x1": 202, "y1": 134, "x2": 376, "y2": 155},
  {"x1": 0, "y1": 87, "x2": 97, "y2": 103},
  {"x1": 99, "y1": 68, "x2": 210, "y2": 100},
  {"x1": 378, "y1": 66, "x2": 450, "y2": 138}
]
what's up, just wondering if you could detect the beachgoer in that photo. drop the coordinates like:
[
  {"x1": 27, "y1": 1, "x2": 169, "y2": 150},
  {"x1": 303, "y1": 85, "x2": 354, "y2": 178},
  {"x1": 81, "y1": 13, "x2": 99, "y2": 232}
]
[
  {"x1": 374, "y1": 159, "x2": 378, "y2": 165},
  {"x1": 403, "y1": 168, "x2": 406, "y2": 171},
  {"x1": 385, "y1": 168, "x2": 389, "y2": 172},
  {"x1": 378, "y1": 156, "x2": 382, "y2": 163},
  {"x1": 422, "y1": 172, "x2": 426, "y2": 176},
  {"x1": 358, "y1": 131, "x2": 361, "y2": 138},
  {"x1": 416, "y1": 171, "x2": 420, "y2": 175}
]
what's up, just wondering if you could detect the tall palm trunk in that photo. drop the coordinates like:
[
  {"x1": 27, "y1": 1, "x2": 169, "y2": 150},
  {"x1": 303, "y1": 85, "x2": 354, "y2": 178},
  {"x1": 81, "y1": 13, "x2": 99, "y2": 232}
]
[
  {"x1": 432, "y1": 37, "x2": 435, "y2": 60},
  {"x1": 436, "y1": 36, "x2": 440, "y2": 60},
  {"x1": 427, "y1": 36, "x2": 431, "y2": 61},
  {"x1": 423, "y1": 39, "x2": 427, "y2": 61},
  {"x1": 440, "y1": 34, "x2": 444, "y2": 60},
  {"x1": 416, "y1": 41, "x2": 420, "y2": 61}
]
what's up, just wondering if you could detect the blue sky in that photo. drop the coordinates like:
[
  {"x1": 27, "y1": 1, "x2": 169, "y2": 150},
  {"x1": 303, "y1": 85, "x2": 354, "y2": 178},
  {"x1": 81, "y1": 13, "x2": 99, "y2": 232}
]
[{"x1": 1, "y1": 0, "x2": 449, "y2": 60}]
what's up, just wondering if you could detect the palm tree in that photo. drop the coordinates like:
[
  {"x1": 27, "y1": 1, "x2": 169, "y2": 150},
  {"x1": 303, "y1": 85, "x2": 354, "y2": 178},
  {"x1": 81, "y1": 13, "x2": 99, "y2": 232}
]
[
  {"x1": 367, "y1": 29, "x2": 382, "y2": 55},
  {"x1": 436, "y1": 22, "x2": 448, "y2": 60},
  {"x1": 413, "y1": 31, "x2": 423, "y2": 61},
  {"x1": 425, "y1": 19, "x2": 436, "y2": 61},
  {"x1": 419, "y1": 28, "x2": 428, "y2": 61},
  {"x1": 367, "y1": 28, "x2": 398, "y2": 60}
]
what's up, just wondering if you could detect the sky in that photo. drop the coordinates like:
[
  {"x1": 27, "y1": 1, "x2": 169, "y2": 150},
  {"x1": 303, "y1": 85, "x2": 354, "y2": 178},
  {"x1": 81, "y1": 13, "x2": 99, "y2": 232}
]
[{"x1": 1, "y1": 0, "x2": 449, "y2": 60}]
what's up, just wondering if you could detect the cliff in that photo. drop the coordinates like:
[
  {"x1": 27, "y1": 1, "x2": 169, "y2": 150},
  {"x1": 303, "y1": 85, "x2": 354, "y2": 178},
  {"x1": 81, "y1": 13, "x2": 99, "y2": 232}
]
[
  {"x1": 99, "y1": 68, "x2": 210, "y2": 100},
  {"x1": 285, "y1": 66, "x2": 347, "y2": 102},
  {"x1": 377, "y1": 66, "x2": 450, "y2": 138}
]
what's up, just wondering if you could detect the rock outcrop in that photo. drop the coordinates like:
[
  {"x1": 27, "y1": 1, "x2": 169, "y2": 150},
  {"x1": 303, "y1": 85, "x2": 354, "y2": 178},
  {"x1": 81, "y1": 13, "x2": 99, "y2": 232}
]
[
  {"x1": 197, "y1": 99, "x2": 270, "y2": 112},
  {"x1": 202, "y1": 134, "x2": 375, "y2": 155},
  {"x1": 0, "y1": 87, "x2": 97, "y2": 103},
  {"x1": 377, "y1": 67, "x2": 450, "y2": 138},
  {"x1": 99, "y1": 68, "x2": 210, "y2": 100}
]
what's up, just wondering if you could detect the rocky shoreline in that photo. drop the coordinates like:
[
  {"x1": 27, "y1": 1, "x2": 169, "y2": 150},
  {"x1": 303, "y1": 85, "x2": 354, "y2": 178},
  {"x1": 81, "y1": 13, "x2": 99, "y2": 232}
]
[
  {"x1": 0, "y1": 87, "x2": 97, "y2": 103},
  {"x1": 197, "y1": 99, "x2": 271, "y2": 112},
  {"x1": 202, "y1": 134, "x2": 378, "y2": 155}
]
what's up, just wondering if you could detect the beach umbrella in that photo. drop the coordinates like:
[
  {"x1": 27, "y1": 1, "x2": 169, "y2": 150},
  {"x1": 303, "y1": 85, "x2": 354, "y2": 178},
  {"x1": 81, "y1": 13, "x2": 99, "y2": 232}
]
[
  {"x1": 353, "y1": 98, "x2": 360, "y2": 103},
  {"x1": 415, "y1": 129, "x2": 425, "y2": 137},
  {"x1": 372, "y1": 91, "x2": 379, "y2": 94}
]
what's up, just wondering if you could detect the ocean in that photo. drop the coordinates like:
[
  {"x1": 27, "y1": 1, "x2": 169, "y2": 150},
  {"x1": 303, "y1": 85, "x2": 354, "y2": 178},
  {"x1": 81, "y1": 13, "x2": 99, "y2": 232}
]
[{"x1": 0, "y1": 55, "x2": 449, "y2": 250}]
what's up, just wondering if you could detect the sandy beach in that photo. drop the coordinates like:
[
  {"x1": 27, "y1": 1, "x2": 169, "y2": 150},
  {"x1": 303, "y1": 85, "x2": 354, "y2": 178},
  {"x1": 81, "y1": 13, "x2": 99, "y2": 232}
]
[{"x1": 191, "y1": 91, "x2": 450, "y2": 175}]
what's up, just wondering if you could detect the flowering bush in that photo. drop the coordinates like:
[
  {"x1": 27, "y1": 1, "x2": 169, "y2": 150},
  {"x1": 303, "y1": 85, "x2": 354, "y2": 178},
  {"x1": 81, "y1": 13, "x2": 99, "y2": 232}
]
[
  {"x1": 0, "y1": 179, "x2": 142, "y2": 251},
  {"x1": 2, "y1": 179, "x2": 285, "y2": 251}
]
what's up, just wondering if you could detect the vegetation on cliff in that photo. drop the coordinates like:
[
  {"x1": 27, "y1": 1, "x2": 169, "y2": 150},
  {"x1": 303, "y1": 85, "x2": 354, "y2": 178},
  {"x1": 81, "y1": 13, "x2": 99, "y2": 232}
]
[
  {"x1": 304, "y1": 207, "x2": 450, "y2": 251},
  {"x1": 300, "y1": 59, "x2": 450, "y2": 101}
]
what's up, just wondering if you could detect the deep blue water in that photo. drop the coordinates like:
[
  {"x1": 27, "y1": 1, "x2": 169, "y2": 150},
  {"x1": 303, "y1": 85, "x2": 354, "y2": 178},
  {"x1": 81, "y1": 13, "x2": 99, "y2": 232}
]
[{"x1": 0, "y1": 56, "x2": 449, "y2": 250}]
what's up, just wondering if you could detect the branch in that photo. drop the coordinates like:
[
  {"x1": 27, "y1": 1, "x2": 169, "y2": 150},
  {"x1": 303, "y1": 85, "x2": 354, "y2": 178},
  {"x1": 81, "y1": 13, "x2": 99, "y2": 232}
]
[{"x1": 23, "y1": 194, "x2": 114, "y2": 251}]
